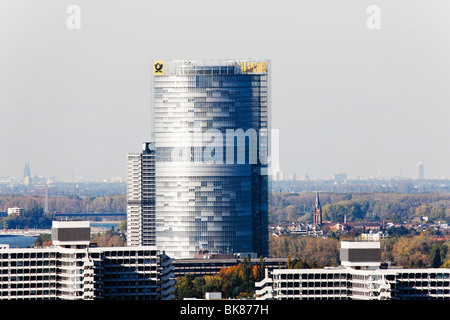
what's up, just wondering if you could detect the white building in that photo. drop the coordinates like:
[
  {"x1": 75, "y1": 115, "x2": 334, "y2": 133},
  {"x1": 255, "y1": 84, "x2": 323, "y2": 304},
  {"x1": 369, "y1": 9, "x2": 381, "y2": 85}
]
[
  {"x1": 360, "y1": 231, "x2": 388, "y2": 242},
  {"x1": 256, "y1": 241, "x2": 450, "y2": 300},
  {"x1": 0, "y1": 221, "x2": 174, "y2": 300},
  {"x1": 127, "y1": 142, "x2": 156, "y2": 247},
  {"x1": 7, "y1": 207, "x2": 24, "y2": 215}
]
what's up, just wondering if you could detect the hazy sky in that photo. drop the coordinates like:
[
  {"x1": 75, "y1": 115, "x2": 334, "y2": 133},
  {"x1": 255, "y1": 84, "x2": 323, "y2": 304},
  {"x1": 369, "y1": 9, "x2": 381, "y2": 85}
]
[{"x1": 1, "y1": 0, "x2": 450, "y2": 181}]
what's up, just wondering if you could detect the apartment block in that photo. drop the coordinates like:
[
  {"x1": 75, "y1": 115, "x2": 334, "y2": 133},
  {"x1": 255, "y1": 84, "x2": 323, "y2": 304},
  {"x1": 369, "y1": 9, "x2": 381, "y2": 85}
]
[
  {"x1": 0, "y1": 221, "x2": 174, "y2": 300},
  {"x1": 127, "y1": 142, "x2": 156, "y2": 247},
  {"x1": 256, "y1": 241, "x2": 450, "y2": 300}
]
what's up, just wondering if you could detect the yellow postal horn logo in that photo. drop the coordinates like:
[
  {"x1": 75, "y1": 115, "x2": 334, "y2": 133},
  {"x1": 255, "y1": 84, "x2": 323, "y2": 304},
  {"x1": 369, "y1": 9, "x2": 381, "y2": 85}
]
[{"x1": 154, "y1": 60, "x2": 164, "y2": 75}]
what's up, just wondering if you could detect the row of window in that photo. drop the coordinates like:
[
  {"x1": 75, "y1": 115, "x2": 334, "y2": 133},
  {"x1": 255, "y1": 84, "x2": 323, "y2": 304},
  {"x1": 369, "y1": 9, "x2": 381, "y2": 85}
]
[
  {"x1": 397, "y1": 281, "x2": 450, "y2": 287},
  {"x1": 276, "y1": 289, "x2": 347, "y2": 296},
  {"x1": 1, "y1": 275, "x2": 54, "y2": 282},
  {"x1": 397, "y1": 273, "x2": 450, "y2": 279},
  {"x1": 275, "y1": 273, "x2": 347, "y2": 280},
  {"x1": 276, "y1": 281, "x2": 347, "y2": 288},
  {"x1": 275, "y1": 272, "x2": 450, "y2": 281},
  {"x1": 1, "y1": 268, "x2": 54, "y2": 275},
  {"x1": 0, "y1": 252, "x2": 56, "y2": 259},
  {"x1": 1, "y1": 260, "x2": 53, "y2": 267}
]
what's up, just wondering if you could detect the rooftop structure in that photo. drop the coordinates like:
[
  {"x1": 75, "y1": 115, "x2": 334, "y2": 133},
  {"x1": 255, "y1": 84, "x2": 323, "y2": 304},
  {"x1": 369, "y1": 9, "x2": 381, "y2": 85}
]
[{"x1": 340, "y1": 241, "x2": 381, "y2": 269}]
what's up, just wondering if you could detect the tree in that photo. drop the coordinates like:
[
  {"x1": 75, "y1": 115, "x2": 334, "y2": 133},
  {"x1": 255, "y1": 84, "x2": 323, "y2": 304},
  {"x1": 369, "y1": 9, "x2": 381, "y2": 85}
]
[
  {"x1": 286, "y1": 255, "x2": 293, "y2": 269},
  {"x1": 392, "y1": 234, "x2": 434, "y2": 268},
  {"x1": 430, "y1": 244, "x2": 442, "y2": 268},
  {"x1": 284, "y1": 205, "x2": 298, "y2": 222},
  {"x1": 258, "y1": 255, "x2": 265, "y2": 281},
  {"x1": 116, "y1": 220, "x2": 127, "y2": 232},
  {"x1": 429, "y1": 206, "x2": 446, "y2": 223},
  {"x1": 34, "y1": 234, "x2": 51, "y2": 247},
  {"x1": 90, "y1": 230, "x2": 126, "y2": 247},
  {"x1": 175, "y1": 274, "x2": 202, "y2": 300},
  {"x1": 201, "y1": 275, "x2": 223, "y2": 296}
]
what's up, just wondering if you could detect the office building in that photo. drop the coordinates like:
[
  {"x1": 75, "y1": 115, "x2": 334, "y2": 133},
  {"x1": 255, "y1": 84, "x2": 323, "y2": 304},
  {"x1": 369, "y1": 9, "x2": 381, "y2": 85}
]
[
  {"x1": 0, "y1": 221, "x2": 174, "y2": 300},
  {"x1": 152, "y1": 59, "x2": 270, "y2": 259},
  {"x1": 256, "y1": 241, "x2": 450, "y2": 300},
  {"x1": 417, "y1": 162, "x2": 424, "y2": 180},
  {"x1": 127, "y1": 142, "x2": 156, "y2": 246},
  {"x1": 172, "y1": 253, "x2": 286, "y2": 278}
]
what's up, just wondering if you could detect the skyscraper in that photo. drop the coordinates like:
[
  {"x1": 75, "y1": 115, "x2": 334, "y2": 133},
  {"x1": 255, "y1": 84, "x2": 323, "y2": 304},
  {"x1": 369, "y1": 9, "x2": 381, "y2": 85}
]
[
  {"x1": 23, "y1": 161, "x2": 31, "y2": 178},
  {"x1": 23, "y1": 161, "x2": 32, "y2": 186},
  {"x1": 127, "y1": 142, "x2": 156, "y2": 246},
  {"x1": 152, "y1": 59, "x2": 270, "y2": 259},
  {"x1": 417, "y1": 161, "x2": 424, "y2": 180}
]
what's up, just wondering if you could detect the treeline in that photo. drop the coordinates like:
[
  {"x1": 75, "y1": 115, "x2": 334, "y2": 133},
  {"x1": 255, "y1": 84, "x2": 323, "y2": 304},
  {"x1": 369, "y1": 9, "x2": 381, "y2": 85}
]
[
  {"x1": 0, "y1": 208, "x2": 52, "y2": 229},
  {"x1": 90, "y1": 226, "x2": 127, "y2": 247},
  {"x1": 0, "y1": 194, "x2": 126, "y2": 229},
  {"x1": 0, "y1": 194, "x2": 126, "y2": 215},
  {"x1": 175, "y1": 257, "x2": 265, "y2": 300},
  {"x1": 270, "y1": 236, "x2": 340, "y2": 267},
  {"x1": 384, "y1": 232, "x2": 450, "y2": 268},
  {"x1": 270, "y1": 192, "x2": 450, "y2": 224}
]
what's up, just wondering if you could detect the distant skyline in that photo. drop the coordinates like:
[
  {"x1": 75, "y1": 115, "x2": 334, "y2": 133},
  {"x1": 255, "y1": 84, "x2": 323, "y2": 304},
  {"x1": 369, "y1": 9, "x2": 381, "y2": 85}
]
[{"x1": 1, "y1": 1, "x2": 450, "y2": 181}]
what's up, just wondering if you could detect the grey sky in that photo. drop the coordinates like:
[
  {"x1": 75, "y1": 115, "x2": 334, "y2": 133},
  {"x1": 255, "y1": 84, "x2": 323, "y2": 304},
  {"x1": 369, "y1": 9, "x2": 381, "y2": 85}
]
[{"x1": 1, "y1": 0, "x2": 450, "y2": 181}]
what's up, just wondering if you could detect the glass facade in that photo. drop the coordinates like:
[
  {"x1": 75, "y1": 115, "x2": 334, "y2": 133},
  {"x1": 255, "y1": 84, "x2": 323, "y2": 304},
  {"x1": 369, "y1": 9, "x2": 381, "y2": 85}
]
[{"x1": 153, "y1": 59, "x2": 270, "y2": 259}]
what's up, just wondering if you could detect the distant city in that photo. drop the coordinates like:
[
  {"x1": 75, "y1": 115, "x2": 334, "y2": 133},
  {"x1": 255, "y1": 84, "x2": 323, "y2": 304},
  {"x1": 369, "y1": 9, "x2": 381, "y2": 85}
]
[{"x1": 2, "y1": 160, "x2": 449, "y2": 197}]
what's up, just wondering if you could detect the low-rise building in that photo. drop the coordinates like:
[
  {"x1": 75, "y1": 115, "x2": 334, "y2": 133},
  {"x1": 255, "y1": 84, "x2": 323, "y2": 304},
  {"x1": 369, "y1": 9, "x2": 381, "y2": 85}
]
[
  {"x1": 256, "y1": 241, "x2": 450, "y2": 300},
  {"x1": 173, "y1": 251, "x2": 286, "y2": 278},
  {"x1": 7, "y1": 207, "x2": 24, "y2": 216}
]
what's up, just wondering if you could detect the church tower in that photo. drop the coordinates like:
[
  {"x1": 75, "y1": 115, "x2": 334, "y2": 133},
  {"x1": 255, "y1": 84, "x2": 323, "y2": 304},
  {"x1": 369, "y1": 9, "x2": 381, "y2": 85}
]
[{"x1": 313, "y1": 191, "x2": 322, "y2": 228}]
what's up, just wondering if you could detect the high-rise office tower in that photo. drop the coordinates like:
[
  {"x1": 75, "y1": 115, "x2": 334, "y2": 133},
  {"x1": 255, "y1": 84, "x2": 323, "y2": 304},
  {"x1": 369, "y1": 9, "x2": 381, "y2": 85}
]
[
  {"x1": 152, "y1": 59, "x2": 270, "y2": 259},
  {"x1": 23, "y1": 161, "x2": 31, "y2": 178},
  {"x1": 417, "y1": 161, "x2": 424, "y2": 180},
  {"x1": 127, "y1": 142, "x2": 156, "y2": 246},
  {"x1": 23, "y1": 161, "x2": 32, "y2": 186}
]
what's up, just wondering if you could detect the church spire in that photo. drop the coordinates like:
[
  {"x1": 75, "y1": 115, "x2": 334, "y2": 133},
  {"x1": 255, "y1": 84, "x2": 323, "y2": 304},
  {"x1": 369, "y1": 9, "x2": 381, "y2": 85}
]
[
  {"x1": 313, "y1": 191, "x2": 322, "y2": 228},
  {"x1": 315, "y1": 190, "x2": 321, "y2": 210}
]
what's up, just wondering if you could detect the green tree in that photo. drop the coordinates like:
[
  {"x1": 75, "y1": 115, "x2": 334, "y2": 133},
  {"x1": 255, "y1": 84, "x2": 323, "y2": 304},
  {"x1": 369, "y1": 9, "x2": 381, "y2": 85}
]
[
  {"x1": 90, "y1": 229, "x2": 126, "y2": 247},
  {"x1": 34, "y1": 234, "x2": 51, "y2": 247},
  {"x1": 430, "y1": 244, "x2": 442, "y2": 268},
  {"x1": 116, "y1": 220, "x2": 127, "y2": 232},
  {"x1": 175, "y1": 274, "x2": 202, "y2": 300},
  {"x1": 201, "y1": 275, "x2": 223, "y2": 296},
  {"x1": 429, "y1": 206, "x2": 446, "y2": 222},
  {"x1": 286, "y1": 255, "x2": 293, "y2": 269}
]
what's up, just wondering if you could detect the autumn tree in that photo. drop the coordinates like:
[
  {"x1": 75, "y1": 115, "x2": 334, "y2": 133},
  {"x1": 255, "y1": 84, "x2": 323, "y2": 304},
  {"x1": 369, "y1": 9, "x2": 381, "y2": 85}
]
[
  {"x1": 390, "y1": 233, "x2": 448, "y2": 268},
  {"x1": 175, "y1": 274, "x2": 202, "y2": 300},
  {"x1": 34, "y1": 234, "x2": 52, "y2": 247},
  {"x1": 270, "y1": 235, "x2": 339, "y2": 267},
  {"x1": 90, "y1": 229, "x2": 126, "y2": 247}
]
